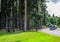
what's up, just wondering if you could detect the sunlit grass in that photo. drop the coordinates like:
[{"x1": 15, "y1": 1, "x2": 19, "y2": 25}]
[{"x1": 0, "y1": 31, "x2": 60, "y2": 42}]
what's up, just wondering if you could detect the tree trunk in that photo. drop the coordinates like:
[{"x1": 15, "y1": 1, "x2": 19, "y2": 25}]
[
  {"x1": 24, "y1": 0, "x2": 27, "y2": 31},
  {"x1": 11, "y1": 2, "x2": 15, "y2": 32},
  {"x1": 16, "y1": 0, "x2": 20, "y2": 30},
  {"x1": 40, "y1": 18, "x2": 42, "y2": 29},
  {"x1": 6, "y1": 0, "x2": 11, "y2": 32}
]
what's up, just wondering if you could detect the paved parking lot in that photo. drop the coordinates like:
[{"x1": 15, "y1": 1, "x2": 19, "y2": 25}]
[{"x1": 40, "y1": 28, "x2": 60, "y2": 36}]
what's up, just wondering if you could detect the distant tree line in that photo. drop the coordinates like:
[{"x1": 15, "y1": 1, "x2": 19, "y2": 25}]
[{"x1": 46, "y1": 14, "x2": 60, "y2": 27}]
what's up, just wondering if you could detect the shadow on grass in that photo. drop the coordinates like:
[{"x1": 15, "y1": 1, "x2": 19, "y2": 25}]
[
  {"x1": 0, "y1": 30, "x2": 23, "y2": 36},
  {"x1": 16, "y1": 40, "x2": 21, "y2": 42},
  {"x1": 0, "y1": 30, "x2": 37, "y2": 36}
]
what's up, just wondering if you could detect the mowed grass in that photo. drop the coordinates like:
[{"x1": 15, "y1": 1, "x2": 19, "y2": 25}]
[{"x1": 0, "y1": 31, "x2": 60, "y2": 42}]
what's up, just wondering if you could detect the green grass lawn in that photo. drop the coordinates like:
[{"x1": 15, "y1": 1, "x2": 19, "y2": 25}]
[{"x1": 0, "y1": 31, "x2": 60, "y2": 42}]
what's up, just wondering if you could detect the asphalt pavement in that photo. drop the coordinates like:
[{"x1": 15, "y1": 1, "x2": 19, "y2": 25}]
[{"x1": 39, "y1": 28, "x2": 60, "y2": 36}]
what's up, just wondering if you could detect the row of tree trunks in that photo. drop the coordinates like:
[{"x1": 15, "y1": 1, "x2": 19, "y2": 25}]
[
  {"x1": 0, "y1": 0, "x2": 42, "y2": 32},
  {"x1": 0, "y1": 0, "x2": 28, "y2": 32}
]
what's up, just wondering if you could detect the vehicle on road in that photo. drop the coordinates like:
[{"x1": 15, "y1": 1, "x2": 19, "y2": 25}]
[{"x1": 49, "y1": 24, "x2": 57, "y2": 30}]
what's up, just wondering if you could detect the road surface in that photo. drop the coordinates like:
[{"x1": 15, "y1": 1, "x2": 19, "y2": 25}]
[{"x1": 39, "y1": 28, "x2": 60, "y2": 36}]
